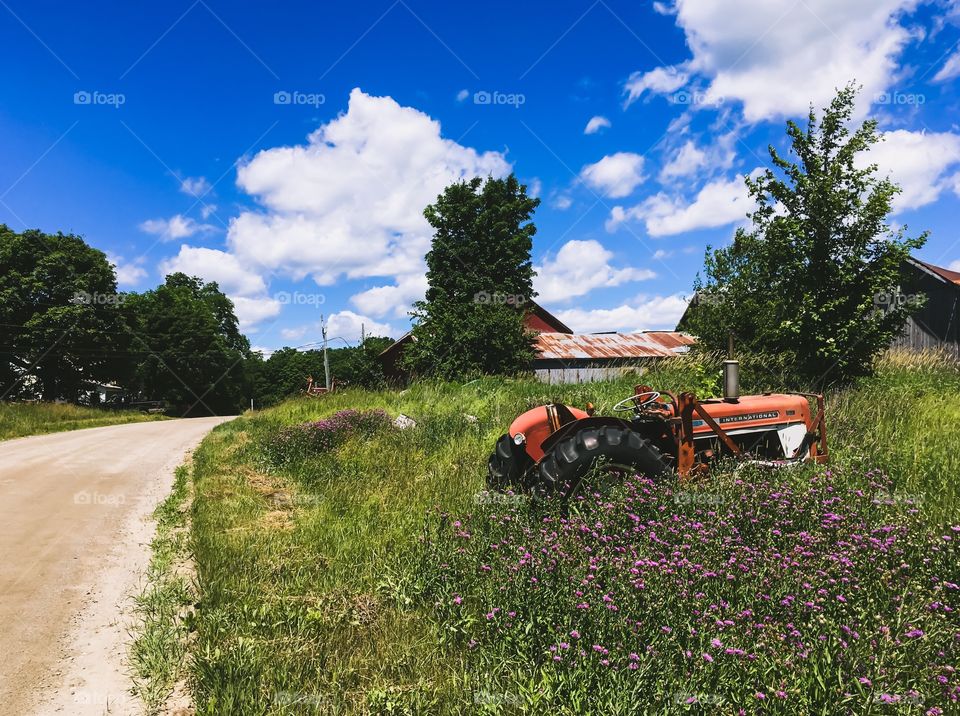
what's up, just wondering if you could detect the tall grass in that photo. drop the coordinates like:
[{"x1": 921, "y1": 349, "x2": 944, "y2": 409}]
[
  {"x1": 829, "y1": 349, "x2": 960, "y2": 524},
  {"x1": 0, "y1": 401, "x2": 166, "y2": 440},
  {"x1": 179, "y1": 351, "x2": 960, "y2": 714}
]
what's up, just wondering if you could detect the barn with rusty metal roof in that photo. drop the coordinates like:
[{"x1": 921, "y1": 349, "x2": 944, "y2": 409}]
[
  {"x1": 378, "y1": 300, "x2": 697, "y2": 384},
  {"x1": 532, "y1": 331, "x2": 697, "y2": 384}
]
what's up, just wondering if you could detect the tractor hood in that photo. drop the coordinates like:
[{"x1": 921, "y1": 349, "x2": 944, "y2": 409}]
[{"x1": 690, "y1": 394, "x2": 811, "y2": 434}]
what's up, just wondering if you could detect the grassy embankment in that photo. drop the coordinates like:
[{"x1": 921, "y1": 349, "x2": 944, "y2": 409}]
[
  {"x1": 141, "y1": 350, "x2": 960, "y2": 714},
  {"x1": 0, "y1": 401, "x2": 167, "y2": 441}
]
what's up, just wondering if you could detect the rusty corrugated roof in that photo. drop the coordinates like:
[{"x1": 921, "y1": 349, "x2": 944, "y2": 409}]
[
  {"x1": 914, "y1": 258, "x2": 960, "y2": 286},
  {"x1": 534, "y1": 331, "x2": 697, "y2": 360}
]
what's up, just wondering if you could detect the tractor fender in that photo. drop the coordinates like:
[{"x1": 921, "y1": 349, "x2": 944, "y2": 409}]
[
  {"x1": 538, "y1": 416, "x2": 636, "y2": 458},
  {"x1": 509, "y1": 404, "x2": 590, "y2": 462}
]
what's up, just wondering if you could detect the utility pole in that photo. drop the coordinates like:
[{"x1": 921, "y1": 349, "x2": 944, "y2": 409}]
[{"x1": 321, "y1": 315, "x2": 331, "y2": 391}]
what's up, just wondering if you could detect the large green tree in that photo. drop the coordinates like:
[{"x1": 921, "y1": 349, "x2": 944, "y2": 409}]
[
  {"x1": 126, "y1": 273, "x2": 252, "y2": 415},
  {"x1": 685, "y1": 85, "x2": 925, "y2": 387},
  {"x1": 0, "y1": 226, "x2": 128, "y2": 400},
  {"x1": 405, "y1": 175, "x2": 539, "y2": 379}
]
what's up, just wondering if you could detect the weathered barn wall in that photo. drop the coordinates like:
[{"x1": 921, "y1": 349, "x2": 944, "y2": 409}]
[
  {"x1": 892, "y1": 260, "x2": 960, "y2": 357},
  {"x1": 533, "y1": 365, "x2": 647, "y2": 384}
]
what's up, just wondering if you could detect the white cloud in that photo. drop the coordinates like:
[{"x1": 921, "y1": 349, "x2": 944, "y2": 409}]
[
  {"x1": 608, "y1": 174, "x2": 753, "y2": 236},
  {"x1": 527, "y1": 177, "x2": 542, "y2": 197},
  {"x1": 139, "y1": 214, "x2": 215, "y2": 241},
  {"x1": 580, "y1": 152, "x2": 646, "y2": 198},
  {"x1": 552, "y1": 194, "x2": 573, "y2": 210},
  {"x1": 862, "y1": 129, "x2": 960, "y2": 211},
  {"x1": 144, "y1": 89, "x2": 512, "y2": 335},
  {"x1": 161, "y1": 245, "x2": 268, "y2": 297},
  {"x1": 554, "y1": 294, "x2": 689, "y2": 332},
  {"x1": 584, "y1": 115, "x2": 612, "y2": 134},
  {"x1": 534, "y1": 239, "x2": 655, "y2": 303},
  {"x1": 659, "y1": 140, "x2": 708, "y2": 181},
  {"x1": 200, "y1": 204, "x2": 217, "y2": 219},
  {"x1": 950, "y1": 260, "x2": 960, "y2": 271},
  {"x1": 326, "y1": 310, "x2": 394, "y2": 341},
  {"x1": 228, "y1": 88, "x2": 510, "y2": 289},
  {"x1": 933, "y1": 50, "x2": 960, "y2": 82},
  {"x1": 350, "y1": 273, "x2": 428, "y2": 319},
  {"x1": 231, "y1": 296, "x2": 282, "y2": 331},
  {"x1": 160, "y1": 245, "x2": 280, "y2": 331},
  {"x1": 629, "y1": 0, "x2": 920, "y2": 122},
  {"x1": 107, "y1": 254, "x2": 147, "y2": 287},
  {"x1": 280, "y1": 326, "x2": 309, "y2": 340},
  {"x1": 624, "y1": 66, "x2": 688, "y2": 106},
  {"x1": 653, "y1": 1, "x2": 675, "y2": 15},
  {"x1": 180, "y1": 176, "x2": 212, "y2": 197}
]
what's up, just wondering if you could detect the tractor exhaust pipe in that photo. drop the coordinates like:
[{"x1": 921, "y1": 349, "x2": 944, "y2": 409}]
[{"x1": 723, "y1": 334, "x2": 739, "y2": 401}]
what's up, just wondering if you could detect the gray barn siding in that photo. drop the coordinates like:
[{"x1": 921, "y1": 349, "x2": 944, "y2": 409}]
[
  {"x1": 532, "y1": 360, "x2": 651, "y2": 384},
  {"x1": 892, "y1": 262, "x2": 960, "y2": 357}
]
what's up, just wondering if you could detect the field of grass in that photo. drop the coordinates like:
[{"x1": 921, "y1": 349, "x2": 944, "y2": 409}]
[
  {"x1": 157, "y1": 352, "x2": 959, "y2": 714},
  {"x1": 0, "y1": 401, "x2": 168, "y2": 440}
]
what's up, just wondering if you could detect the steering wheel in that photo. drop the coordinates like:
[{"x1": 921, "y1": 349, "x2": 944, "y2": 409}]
[{"x1": 613, "y1": 391, "x2": 662, "y2": 413}]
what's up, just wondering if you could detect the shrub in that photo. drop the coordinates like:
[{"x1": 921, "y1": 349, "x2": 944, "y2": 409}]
[{"x1": 264, "y1": 408, "x2": 392, "y2": 465}]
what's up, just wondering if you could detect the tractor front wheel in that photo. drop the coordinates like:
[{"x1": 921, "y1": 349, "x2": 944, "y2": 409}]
[
  {"x1": 534, "y1": 425, "x2": 670, "y2": 497},
  {"x1": 487, "y1": 433, "x2": 533, "y2": 491}
]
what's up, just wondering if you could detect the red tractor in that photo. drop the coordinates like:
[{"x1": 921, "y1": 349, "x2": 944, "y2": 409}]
[{"x1": 488, "y1": 359, "x2": 828, "y2": 496}]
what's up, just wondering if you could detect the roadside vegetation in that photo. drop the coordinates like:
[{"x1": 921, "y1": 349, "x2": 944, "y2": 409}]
[
  {"x1": 0, "y1": 401, "x2": 166, "y2": 441},
  {"x1": 131, "y1": 464, "x2": 196, "y2": 712},
  {"x1": 168, "y1": 350, "x2": 959, "y2": 714}
]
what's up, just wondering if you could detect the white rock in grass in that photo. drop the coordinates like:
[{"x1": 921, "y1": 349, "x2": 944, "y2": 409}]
[
  {"x1": 465, "y1": 414, "x2": 479, "y2": 424},
  {"x1": 393, "y1": 413, "x2": 417, "y2": 430}
]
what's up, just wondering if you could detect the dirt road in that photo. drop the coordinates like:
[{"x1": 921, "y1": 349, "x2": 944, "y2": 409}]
[{"x1": 0, "y1": 417, "x2": 233, "y2": 715}]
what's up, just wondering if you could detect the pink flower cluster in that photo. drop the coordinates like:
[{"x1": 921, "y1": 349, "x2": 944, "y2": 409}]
[{"x1": 424, "y1": 468, "x2": 960, "y2": 710}]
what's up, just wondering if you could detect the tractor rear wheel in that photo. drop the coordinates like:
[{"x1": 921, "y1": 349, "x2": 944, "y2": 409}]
[
  {"x1": 534, "y1": 425, "x2": 670, "y2": 497},
  {"x1": 487, "y1": 433, "x2": 533, "y2": 490}
]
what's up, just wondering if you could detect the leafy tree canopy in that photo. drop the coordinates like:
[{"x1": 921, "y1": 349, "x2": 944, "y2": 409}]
[
  {"x1": 0, "y1": 226, "x2": 128, "y2": 400},
  {"x1": 684, "y1": 85, "x2": 926, "y2": 387},
  {"x1": 125, "y1": 273, "x2": 251, "y2": 415},
  {"x1": 405, "y1": 174, "x2": 539, "y2": 380}
]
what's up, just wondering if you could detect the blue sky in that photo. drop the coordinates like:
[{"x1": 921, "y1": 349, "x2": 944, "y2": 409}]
[{"x1": 3, "y1": 0, "x2": 960, "y2": 352}]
